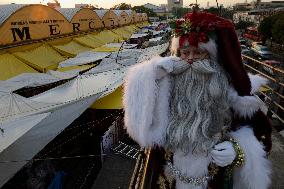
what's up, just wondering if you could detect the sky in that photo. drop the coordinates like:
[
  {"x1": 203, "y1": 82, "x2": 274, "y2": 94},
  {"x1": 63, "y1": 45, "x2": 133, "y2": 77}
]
[{"x1": 0, "y1": 0, "x2": 279, "y2": 8}]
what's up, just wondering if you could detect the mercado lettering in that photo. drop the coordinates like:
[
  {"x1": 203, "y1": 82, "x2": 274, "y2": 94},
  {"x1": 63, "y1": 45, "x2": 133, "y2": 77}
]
[{"x1": 0, "y1": 5, "x2": 144, "y2": 46}]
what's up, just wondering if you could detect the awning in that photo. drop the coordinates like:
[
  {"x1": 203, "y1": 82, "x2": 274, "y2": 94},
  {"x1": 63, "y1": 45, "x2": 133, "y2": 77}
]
[
  {"x1": 91, "y1": 30, "x2": 123, "y2": 44},
  {"x1": 91, "y1": 86, "x2": 123, "y2": 109},
  {"x1": 94, "y1": 45, "x2": 120, "y2": 52},
  {"x1": 130, "y1": 33, "x2": 148, "y2": 38},
  {"x1": 53, "y1": 41, "x2": 93, "y2": 57},
  {"x1": 112, "y1": 27, "x2": 133, "y2": 39},
  {"x1": 58, "y1": 51, "x2": 110, "y2": 68},
  {"x1": 0, "y1": 72, "x2": 75, "y2": 92},
  {"x1": 13, "y1": 44, "x2": 66, "y2": 72},
  {"x1": 0, "y1": 54, "x2": 37, "y2": 80},
  {"x1": 57, "y1": 64, "x2": 95, "y2": 73},
  {"x1": 0, "y1": 113, "x2": 51, "y2": 153},
  {"x1": 74, "y1": 34, "x2": 105, "y2": 49}
]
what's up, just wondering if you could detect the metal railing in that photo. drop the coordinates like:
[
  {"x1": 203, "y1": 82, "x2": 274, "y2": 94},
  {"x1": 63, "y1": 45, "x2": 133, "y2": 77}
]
[{"x1": 242, "y1": 54, "x2": 284, "y2": 125}]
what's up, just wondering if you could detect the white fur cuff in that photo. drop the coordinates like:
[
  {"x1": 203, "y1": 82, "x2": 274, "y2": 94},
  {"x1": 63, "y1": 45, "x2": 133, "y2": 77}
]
[
  {"x1": 230, "y1": 127, "x2": 272, "y2": 189},
  {"x1": 248, "y1": 73, "x2": 268, "y2": 94}
]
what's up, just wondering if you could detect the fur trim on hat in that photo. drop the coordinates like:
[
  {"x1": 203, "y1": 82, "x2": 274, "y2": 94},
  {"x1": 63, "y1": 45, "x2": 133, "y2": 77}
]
[{"x1": 170, "y1": 37, "x2": 218, "y2": 60}]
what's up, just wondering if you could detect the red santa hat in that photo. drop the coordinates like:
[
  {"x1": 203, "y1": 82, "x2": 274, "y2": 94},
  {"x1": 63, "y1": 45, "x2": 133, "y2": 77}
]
[{"x1": 170, "y1": 12, "x2": 272, "y2": 151}]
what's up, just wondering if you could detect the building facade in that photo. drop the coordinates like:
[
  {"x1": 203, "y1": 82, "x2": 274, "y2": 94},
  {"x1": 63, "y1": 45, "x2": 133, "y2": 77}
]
[
  {"x1": 167, "y1": 0, "x2": 183, "y2": 11},
  {"x1": 234, "y1": 0, "x2": 284, "y2": 10}
]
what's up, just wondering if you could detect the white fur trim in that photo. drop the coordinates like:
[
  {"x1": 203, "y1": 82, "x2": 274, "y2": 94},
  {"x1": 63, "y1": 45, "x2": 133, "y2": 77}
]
[
  {"x1": 248, "y1": 73, "x2": 269, "y2": 94},
  {"x1": 172, "y1": 151, "x2": 211, "y2": 189},
  {"x1": 228, "y1": 87, "x2": 264, "y2": 118},
  {"x1": 123, "y1": 56, "x2": 175, "y2": 148},
  {"x1": 170, "y1": 37, "x2": 218, "y2": 61},
  {"x1": 230, "y1": 127, "x2": 272, "y2": 189},
  {"x1": 170, "y1": 36, "x2": 180, "y2": 56},
  {"x1": 198, "y1": 39, "x2": 218, "y2": 61}
]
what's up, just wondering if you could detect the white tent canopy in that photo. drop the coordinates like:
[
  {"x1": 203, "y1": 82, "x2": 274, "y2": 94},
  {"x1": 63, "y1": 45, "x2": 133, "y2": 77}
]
[
  {"x1": 0, "y1": 112, "x2": 50, "y2": 153},
  {"x1": 31, "y1": 67, "x2": 127, "y2": 104},
  {"x1": 0, "y1": 94, "x2": 99, "y2": 187},
  {"x1": 58, "y1": 51, "x2": 111, "y2": 68},
  {"x1": 0, "y1": 72, "x2": 76, "y2": 93}
]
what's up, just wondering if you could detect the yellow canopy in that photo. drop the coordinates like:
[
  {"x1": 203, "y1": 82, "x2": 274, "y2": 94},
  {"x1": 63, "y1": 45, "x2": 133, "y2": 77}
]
[
  {"x1": 91, "y1": 30, "x2": 123, "y2": 44},
  {"x1": 112, "y1": 27, "x2": 133, "y2": 39},
  {"x1": 93, "y1": 45, "x2": 120, "y2": 52},
  {"x1": 53, "y1": 41, "x2": 92, "y2": 57},
  {"x1": 259, "y1": 86, "x2": 271, "y2": 92},
  {"x1": 57, "y1": 64, "x2": 95, "y2": 72},
  {"x1": 91, "y1": 86, "x2": 123, "y2": 109},
  {"x1": 13, "y1": 44, "x2": 66, "y2": 72},
  {"x1": 0, "y1": 54, "x2": 37, "y2": 80},
  {"x1": 74, "y1": 35, "x2": 105, "y2": 49},
  {"x1": 125, "y1": 25, "x2": 138, "y2": 33}
]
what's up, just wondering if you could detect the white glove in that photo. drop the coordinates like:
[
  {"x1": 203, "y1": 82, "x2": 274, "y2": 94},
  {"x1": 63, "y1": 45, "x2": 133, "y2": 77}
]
[{"x1": 211, "y1": 141, "x2": 236, "y2": 167}]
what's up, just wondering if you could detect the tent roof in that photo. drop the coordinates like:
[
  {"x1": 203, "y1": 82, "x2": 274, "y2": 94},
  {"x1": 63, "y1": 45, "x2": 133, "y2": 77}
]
[
  {"x1": 91, "y1": 86, "x2": 123, "y2": 109},
  {"x1": 124, "y1": 10, "x2": 134, "y2": 16},
  {"x1": 58, "y1": 51, "x2": 110, "y2": 68},
  {"x1": 57, "y1": 64, "x2": 95, "y2": 72},
  {"x1": 95, "y1": 9, "x2": 108, "y2": 19},
  {"x1": 13, "y1": 44, "x2": 66, "y2": 72},
  {"x1": 0, "y1": 54, "x2": 37, "y2": 80},
  {"x1": 93, "y1": 46, "x2": 119, "y2": 52},
  {"x1": 74, "y1": 35, "x2": 105, "y2": 49},
  {"x1": 113, "y1": 10, "x2": 123, "y2": 17},
  {"x1": 0, "y1": 71, "x2": 76, "y2": 92},
  {"x1": 53, "y1": 41, "x2": 92, "y2": 57},
  {"x1": 58, "y1": 8, "x2": 82, "y2": 22},
  {"x1": 31, "y1": 67, "x2": 126, "y2": 104},
  {"x1": 112, "y1": 27, "x2": 133, "y2": 39},
  {"x1": 0, "y1": 4, "x2": 27, "y2": 25},
  {"x1": 0, "y1": 112, "x2": 50, "y2": 153},
  {"x1": 91, "y1": 30, "x2": 123, "y2": 44}
]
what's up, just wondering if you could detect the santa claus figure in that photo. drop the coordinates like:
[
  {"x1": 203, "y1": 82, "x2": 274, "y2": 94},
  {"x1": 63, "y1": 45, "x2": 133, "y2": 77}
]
[{"x1": 123, "y1": 12, "x2": 272, "y2": 189}]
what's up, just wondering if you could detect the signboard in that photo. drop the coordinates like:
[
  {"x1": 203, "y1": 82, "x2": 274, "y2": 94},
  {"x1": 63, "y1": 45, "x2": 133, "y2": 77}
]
[
  {"x1": 70, "y1": 9, "x2": 104, "y2": 32},
  {"x1": 0, "y1": 5, "x2": 72, "y2": 46}
]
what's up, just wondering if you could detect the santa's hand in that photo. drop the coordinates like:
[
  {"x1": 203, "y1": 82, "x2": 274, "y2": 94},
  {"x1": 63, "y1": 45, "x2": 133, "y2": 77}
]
[{"x1": 211, "y1": 141, "x2": 236, "y2": 167}]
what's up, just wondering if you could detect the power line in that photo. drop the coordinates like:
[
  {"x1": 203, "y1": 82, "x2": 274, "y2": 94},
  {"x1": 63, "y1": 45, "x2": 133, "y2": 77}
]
[{"x1": 0, "y1": 154, "x2": 106, "y2": 164}]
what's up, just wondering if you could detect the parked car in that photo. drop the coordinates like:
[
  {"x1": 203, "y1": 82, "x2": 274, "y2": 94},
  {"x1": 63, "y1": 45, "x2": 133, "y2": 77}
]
[
  {"x1": 262, "y1": 60, "x2": 281, "y2": 75},
  {"x1": 239, "y1": 38, "x2": 247, "y2": 46},
  {"x1": 241, "y1": 45, "x2": 249, "y2": 54},
  {"x1": 251, "y1": 45, "x2": 272, "y2": 60}
]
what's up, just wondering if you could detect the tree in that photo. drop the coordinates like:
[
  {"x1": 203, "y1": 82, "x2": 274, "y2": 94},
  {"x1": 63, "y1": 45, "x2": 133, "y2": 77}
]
[
  {"x1": 258, "y1": 16, "x2": 273, "y2": 43},
  {"x1": 205, "y1": 7, "x2": 235, "y2": 20},
  {"x1": 233, "y1": 6, "x2": 250, "y2": 11},
  {"x1": 235, "y1": 20, "x2": 254, "y2": 30},
  {"x1": 112, "y1": 3, "x2": 132, "y2": 10},
  {"x1": 88, "y1": 4, "x2": 99, "y2": 10},
  {"x1": 206, "y1": 7, "x2": 219, "y2": 15},
  {"x1": 172, "y1": 7, "x2": 191, "y2": 18},
  {"x1": 271, "y1": 13, "x2": 284, "y2": 44},
  {"x1": 132, "y1": 6, "x2": 157, "y2": 17},
  {"x1": 258, "y1": 13, "x2": 283, "y2": 44}
]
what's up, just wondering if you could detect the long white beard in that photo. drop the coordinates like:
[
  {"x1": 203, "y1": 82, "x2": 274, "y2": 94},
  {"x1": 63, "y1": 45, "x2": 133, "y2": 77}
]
[{"x1": 165, "y1": 59, "x2": 232, "y2": 155}]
